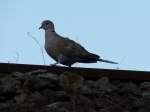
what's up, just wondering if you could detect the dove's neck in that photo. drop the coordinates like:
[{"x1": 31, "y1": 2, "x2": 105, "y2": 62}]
[
  {"x1": 45, "y1": 29, "x2": 56, "y2": 38},
  {"x1": 45, "y1": 29, "x2": 60, "y2": 44}
]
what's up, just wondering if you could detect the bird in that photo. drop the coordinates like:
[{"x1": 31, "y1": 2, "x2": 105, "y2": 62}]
[{"x1": 39, "y1": 20, "x2": 118, "y2": 67}]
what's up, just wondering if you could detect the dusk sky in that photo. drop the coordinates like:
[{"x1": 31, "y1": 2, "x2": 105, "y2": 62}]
[{"x1": 0, "y1": 0, "x2": 150, "y2": 71}]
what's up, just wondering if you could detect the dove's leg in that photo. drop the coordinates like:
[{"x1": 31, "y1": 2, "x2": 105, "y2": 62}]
[
  {"x1": 50, "y1": 55, "x2": 62, "y2": 66},
  {"x1": 50, "y1": 62, "x2": 59, "y2": 66},
  {"x1": 68, "y1": 65, "x2": 72, "y2": 67}
]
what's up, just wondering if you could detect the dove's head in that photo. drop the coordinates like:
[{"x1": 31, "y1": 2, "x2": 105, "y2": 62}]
[{"x1": 39, "y1": 20, "x2": 55, "y2": 31}]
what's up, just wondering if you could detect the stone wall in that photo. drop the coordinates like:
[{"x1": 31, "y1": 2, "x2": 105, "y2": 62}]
[{"x1": 0, "y1": 71, "x2": 150, "y2": 112}]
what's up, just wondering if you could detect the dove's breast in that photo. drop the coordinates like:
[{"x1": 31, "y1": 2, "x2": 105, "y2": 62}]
[
  {"x1": 44, "y1": 32, "x2": 65, "y2": 62},
  {"x1": 45, "y1": 40, "x2": 59, "y2": 61}
]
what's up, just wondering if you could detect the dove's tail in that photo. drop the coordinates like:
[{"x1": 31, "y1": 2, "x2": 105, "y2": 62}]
[
  {"x1": 78, "y1": 53, "x2": 118, "y2": 64},
  {"x1": 98, "y1": 59, "x2": 118, "y2": 64}
]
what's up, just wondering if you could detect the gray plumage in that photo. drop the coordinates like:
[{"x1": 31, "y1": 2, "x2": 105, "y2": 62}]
[{"x1": 39, "y1": 20, "x2": 118, "y2": 67}]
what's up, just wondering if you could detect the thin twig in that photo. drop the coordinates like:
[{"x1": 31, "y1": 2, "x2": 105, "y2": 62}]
[
  {"x1": 27, "y1": 32, "x2": 45, "y2": 65},
  {"x1": 13, "y1": 52, "x2": 19, "y2": 63}
]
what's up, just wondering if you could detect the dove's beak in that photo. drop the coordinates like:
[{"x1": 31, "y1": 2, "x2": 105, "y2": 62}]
[{"x1": 39, "y1": 26, "x2": 42, "y2": 29}]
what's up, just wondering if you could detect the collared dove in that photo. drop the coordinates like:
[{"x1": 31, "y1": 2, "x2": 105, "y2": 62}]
[{"x1": 39, "y1": 20, "x2": 118, "y2": 67}]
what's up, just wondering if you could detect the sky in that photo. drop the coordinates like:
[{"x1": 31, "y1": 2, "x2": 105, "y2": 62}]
[{"x1": 0, "y1": 0, "x2": 150, "y2": 71}]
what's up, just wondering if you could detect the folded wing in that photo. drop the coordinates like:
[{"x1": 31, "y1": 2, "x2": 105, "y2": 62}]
[{"x1": 60, "y1": 38, "x2": 100, "y2": 63}]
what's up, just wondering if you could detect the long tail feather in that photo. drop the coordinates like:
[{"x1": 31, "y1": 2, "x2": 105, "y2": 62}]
[{"x1": 98, "y1": 59, "x2": 118, "y2": 64}]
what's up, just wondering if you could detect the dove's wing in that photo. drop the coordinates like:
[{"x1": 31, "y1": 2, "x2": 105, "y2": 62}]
[
  {"x1": 60, "y1": 37, "x2": 100, "y2": 62},
  {"x1": 60, "y1": 38, "x2": 88, "y2": 57}
]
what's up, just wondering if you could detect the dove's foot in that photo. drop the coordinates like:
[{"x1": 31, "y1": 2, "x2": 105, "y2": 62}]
[
  {"x1": 50, "y1": 62, "x2": 59, "y2": 67},
  {"x1": 68, "y1": 65, "x2": 72, "y2": 67}
]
